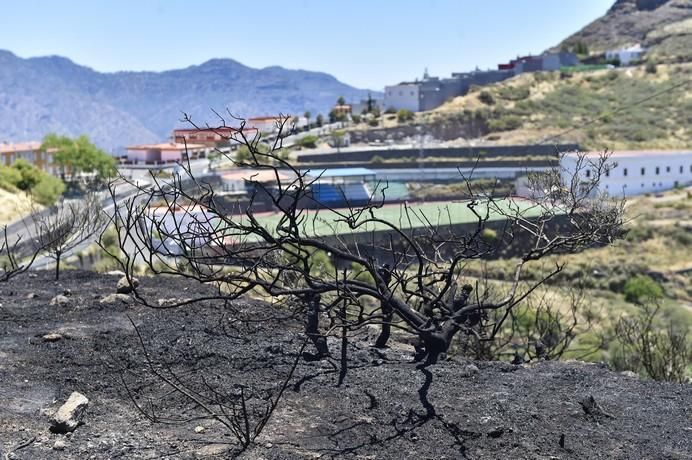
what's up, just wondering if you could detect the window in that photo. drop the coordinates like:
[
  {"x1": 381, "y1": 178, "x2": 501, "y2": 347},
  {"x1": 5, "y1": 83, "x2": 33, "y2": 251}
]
[
  {"x1": 623, "y1": 168, "x2": 628, "y2": 177},
  {"x1": 605, "y1": 168, "x2": 610, "y2": 177},
  {"x1": 655, "y1": 166, "x2": 659, "y2": 175},
  {"x1": 641, "y1": 167, "x2": 645, "y2": 176},
  {"x1": 681, "y1": 166, "x2": 684, "y2": 173},
  {"x1": 666, "y1": 166, "x2": 670, "y2": 173},
  {"x1": 585, "y1": 169, "x2": 591, "y2": 178}
]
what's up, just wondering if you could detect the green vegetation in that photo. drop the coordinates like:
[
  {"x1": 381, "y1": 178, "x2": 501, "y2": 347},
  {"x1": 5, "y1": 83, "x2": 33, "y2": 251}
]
[
  {"x1": 41, "y1": 134, "x2": 116, "y2": 182},
  {"x1": 0, "y1": 159, "x2": 65, "y2": 205},
  {"x1": 479, "y1": 91, "x2": 495, "y2": 105},
  {"x1": 396, "y1": 109, "x2": 414, "y2": 122},
  {"x1": 297, "y1": 135, "x2": 319, "y2": 149},
  {"x1": 623, "y1": 275, "x2": 663, "y2": 304}
]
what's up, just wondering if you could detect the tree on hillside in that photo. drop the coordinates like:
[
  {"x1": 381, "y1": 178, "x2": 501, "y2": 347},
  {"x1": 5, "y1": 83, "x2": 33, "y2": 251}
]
[
  {"x1": 42, "y1": 134, "x2": 116, "y2": 184},
  {"x1": 103, "y1": 116, "x2": 624, "y2": 450},
  {"x1": 108, "y1": 117, "x2": 625, "y2": 366},
  {"x1": 0, "y1": 225, "x2": 46, "y2": 282},
  {"x1": 303, "y1": 111, "x2": 311, "y2": 129},
  {"x1": 337, "y1": 96, "x2": 346, "y2": 106},
  {"x1": 315, "y1": 113, "x2": 324, "y2": 127},
  {"x1": 30, "y1": 193, "x2": 106, "y2": 280}
]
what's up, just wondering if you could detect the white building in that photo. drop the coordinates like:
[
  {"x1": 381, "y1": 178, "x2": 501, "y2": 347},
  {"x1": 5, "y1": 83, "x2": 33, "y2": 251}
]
[
  {"x1": 561, "y1": 150, "x2": 692, "y2": 197},
  {"x1": 605, "y1": 44, "x2": 645, "y2": 66},
  {"x1": 383, "y1": 83, "x2": 420, "y2": 112},
  {"x1": 125, "y1": 142, "x2": 208, "y2": 165}
]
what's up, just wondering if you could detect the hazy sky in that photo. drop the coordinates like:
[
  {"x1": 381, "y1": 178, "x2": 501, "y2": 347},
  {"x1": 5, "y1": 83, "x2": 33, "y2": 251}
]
[{"x1": 1, "y1": 0, "x2": 610, "y2": 89}]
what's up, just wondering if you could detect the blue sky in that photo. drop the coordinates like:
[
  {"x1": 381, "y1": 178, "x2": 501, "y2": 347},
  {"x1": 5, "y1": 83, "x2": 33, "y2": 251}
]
[{"x1": 0, "y1": 0, "x2": 610, "y2": 89}]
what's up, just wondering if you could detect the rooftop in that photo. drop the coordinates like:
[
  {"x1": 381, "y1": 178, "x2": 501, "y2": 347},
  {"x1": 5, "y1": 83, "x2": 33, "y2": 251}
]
[
  {"x1": 304, "y1": 167, "x2": 375, "y2": 179},
  {"x1": 221, "y1": 169, "x2": 297, "y2": 183},
  {"x1": 126, "y1": 142, "x2": 207, "y2": 151},
  {"x1": 567, "y1": 150, "x2": 692, "y2": 159},
  {"x1": 0, "y1": 141, "x2": 43, "y2": 154}
]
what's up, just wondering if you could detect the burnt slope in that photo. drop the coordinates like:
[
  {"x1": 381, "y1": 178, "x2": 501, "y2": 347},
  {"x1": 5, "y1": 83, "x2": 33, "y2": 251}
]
[{"x1": 0, "y1": 271, "x2": 690, "y2": 459}]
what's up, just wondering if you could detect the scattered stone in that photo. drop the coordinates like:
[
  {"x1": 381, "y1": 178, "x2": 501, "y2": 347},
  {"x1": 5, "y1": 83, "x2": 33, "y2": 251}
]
[
  {"x1": 487, "y1": 427, "x2": 505, "y2": 438},
  {"x1": 195, "y1": 444, "x2": 231, "y2": 457},
  {"x1": 265, "y1": 442, "x2": 273, "y2": 448},
  {"x1": 466, "y1": 364, "x2": 479, "y2": 373},
  {"x1": 53, "y1": 439, "x2": 66, "y2": 450},
  {"x1": 194, "y1": 425, "x2": 206, "y2": 434},
  {"x1": 50, "y1": 392, "x2": 89, "y2": 434},
  {"x1": 42, "y1": 333, "x2": 64, "y2": 342},
  {"x1": 579, "y1": 394, "x2": 615, "y2": 419},
  {"x1": 620, "y1": 370, "x2": 639, "y2": 379},
  {"x1": 106, "y1": 270, "x2": 126, "y2": 277},
  {"x1": 49, "y1": 295, "x2": 70, "y2": 307},
  {"x1": 63, "y1": 288, "x2": 72, "y2": 297},
  {"x1": 157, "y1": 298, "x2": 191, "y2": 307},
  {"x1": 26, "y1": 293, "x2": 38, "y2": 299},
  {"x1": 100, "y1": 293, "x2": 132, "y2": 305},
  {"x1": 116, "y1": 276, "x2": 139, "y2": 294}
]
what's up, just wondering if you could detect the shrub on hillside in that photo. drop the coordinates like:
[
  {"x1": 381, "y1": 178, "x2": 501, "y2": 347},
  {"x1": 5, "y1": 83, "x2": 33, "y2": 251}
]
[
  {"x1": 479, "y1": 91, "x2": 495, "y2": 105},
  {"x1": 497, "y1": 86, "x2": 530, "y2": 101},
  {"x1": 623, "y1": 275, "x2": 663, "y2": 304},
  {"x1": 396, "y1": 109, "x2": 415, "y2": 123},
  {"x1": 488, "y1": 115, "x2": 523, "y2": 132},
  {"x1": 298, "y1": 135, "x2": 319, "y2": 149},
  {"x1": 0, "y1": 160, "x2": 65, "y2": 205}
]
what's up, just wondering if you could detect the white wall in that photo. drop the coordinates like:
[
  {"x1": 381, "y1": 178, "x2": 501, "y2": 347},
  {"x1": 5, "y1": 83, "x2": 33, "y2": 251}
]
[
  {"x1": 127, "y1": 149, "x2": 160, "y2": 163},
  {"x1": 383, "y1": 83, "x2": 420, "y2": 112},
  {"x1": 605, "y1": 47, "x2": 644, "y2": 65},
  {"x1": 561, "y1": 151, "x2": 692, "y2": 197}
]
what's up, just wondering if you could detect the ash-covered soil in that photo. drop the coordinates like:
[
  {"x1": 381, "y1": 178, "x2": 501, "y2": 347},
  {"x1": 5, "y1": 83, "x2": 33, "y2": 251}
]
[{"x1": 0, "y1": 271, "x2": 690, "y2": 459}]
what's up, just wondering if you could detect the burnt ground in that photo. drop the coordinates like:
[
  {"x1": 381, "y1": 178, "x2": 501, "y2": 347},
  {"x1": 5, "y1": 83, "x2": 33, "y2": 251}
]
[{"x1": 0, "y1": 271, "x2": 690, "y2": 459}]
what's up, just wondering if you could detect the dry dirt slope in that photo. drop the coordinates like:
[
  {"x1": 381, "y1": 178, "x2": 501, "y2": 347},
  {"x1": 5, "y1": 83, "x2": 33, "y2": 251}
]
[{"x1": 0, "y1": 271, "x2": 690, "y2": 459}]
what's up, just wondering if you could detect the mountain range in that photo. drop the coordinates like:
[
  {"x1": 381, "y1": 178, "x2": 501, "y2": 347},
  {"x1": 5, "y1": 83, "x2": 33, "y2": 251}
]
[{"x1": 0, "y1": 50, "x2": 374, "y2": 151}]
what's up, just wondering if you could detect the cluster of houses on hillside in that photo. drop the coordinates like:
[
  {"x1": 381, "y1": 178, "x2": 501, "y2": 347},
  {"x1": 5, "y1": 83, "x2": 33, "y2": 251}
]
[
  {"x1": 375, "y1": 43, "x2": 647, "y2": 114},
  {"x1": 379, "y1": 51, "x2": 578, "y2": 113}
]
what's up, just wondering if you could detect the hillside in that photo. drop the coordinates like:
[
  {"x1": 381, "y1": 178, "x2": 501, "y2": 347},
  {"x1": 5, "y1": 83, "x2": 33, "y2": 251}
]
[
  {"x1": 0, "y1": 188, "x2": 37, "y2": 226},
  {"x1": 427, "y1": 62, "x2": 692, "y2": 150},
  {"x1": 0, "y1": 50, "x2": 374, "y2": 151},
  {"x1": 554, "y1": 0, "x2": 692, "y2": 62}
]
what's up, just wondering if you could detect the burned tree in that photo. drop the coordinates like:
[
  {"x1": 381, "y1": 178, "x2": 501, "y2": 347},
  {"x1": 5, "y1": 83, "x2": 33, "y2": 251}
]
[
  {"x1": 106, "y1": 115, "x2": 624, "y2": 365},
  {"x1": 0, "y1": 225, "x2": 44, "y2": 282},
  {"x1": 30, "y1": 193, "x2": 105, "y2": 280}
]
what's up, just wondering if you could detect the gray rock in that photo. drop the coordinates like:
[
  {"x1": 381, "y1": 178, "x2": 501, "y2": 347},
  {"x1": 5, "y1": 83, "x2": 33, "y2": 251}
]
[
  {"x1": 100, "y1": 293, "x2": 132, "y2": 305},
  {"x1": 50, "y1": 392, "x2": 89, "y2": 434},
  {"x1": 53, "y1": 439, "x2": 66, "y2": 450},
  {"x1": 116, "y1": 276, "x2": 139, "y2": 294},
  {"x1": 42, "y1": 333, "x2": 64, "y2": 342},
  {"x1": 620, "y1": 370, "x2": 639, "y2": 379},
  {"x1": 106, "y1": 270, "x2": 126, "y2": 277},
  {"x1": 49, "y1": 295, "x2": 70, "y2": 307}
]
